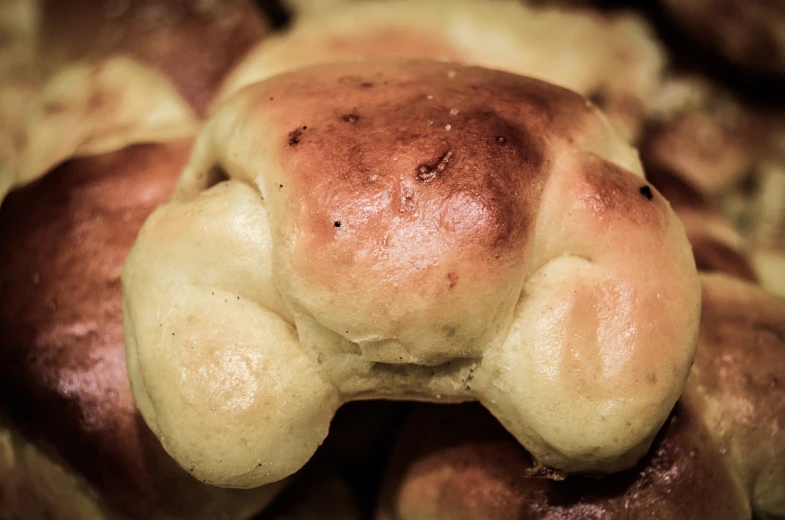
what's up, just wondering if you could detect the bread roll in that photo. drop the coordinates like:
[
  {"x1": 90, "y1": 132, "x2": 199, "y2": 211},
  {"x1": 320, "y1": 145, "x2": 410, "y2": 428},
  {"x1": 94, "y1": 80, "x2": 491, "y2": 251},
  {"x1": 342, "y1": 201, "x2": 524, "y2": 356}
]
[
  {"x1": 1, "y1": 58, "x2": 199, "y2": 200},
  {"x1": 640, "y1": 157, "x2": 756, "y2": 281},
  {"x1": 691, "y1": 274, "x2": 785, "y2": 517},
  {"x1": 1, "y1": 0, "x2": 269, "y2": 202},
  {"x1": 216, "y1": 0, "x2": 667, "y2": 142},
  {"x1": 0, "y1": 142, "x2": 283, "y2": 519},
  {"x1": 638, "y1": 69, "x2": 785, "y2": 196},
  {"x1": 377, "y1": 273, "x2": 785, "y2": 519},
  {"x1": 39, "y1": 0, "x2": 269, "y2": 116},
  {"x1": 377, "y1": 401, "x2": 750, "y2": 520},
  {"x1": 659, "y1": 0, "x2": 785, "y2": 76},
  {"x1": 123, "y1": 61, "x2": 700, "y2": 488}
]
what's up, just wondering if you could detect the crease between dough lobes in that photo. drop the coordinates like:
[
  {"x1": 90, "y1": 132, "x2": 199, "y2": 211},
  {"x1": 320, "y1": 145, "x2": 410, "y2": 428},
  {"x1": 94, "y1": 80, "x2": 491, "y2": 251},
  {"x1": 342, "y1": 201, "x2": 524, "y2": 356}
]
[{"x1": 123, "y1": 60, "x2": 700, "y2": 488}]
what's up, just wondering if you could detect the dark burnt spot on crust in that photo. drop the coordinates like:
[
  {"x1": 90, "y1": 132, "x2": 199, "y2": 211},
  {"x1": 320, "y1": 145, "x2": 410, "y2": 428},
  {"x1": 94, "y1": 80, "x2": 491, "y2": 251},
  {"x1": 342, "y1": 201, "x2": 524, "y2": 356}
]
[
  {"x1": 334, "y1": 221, "x2": 341, "y2": 228},
  {"x1": 416, "y1": 150, "x2": 454, "y2": 183},
  {"x1": 447, "y1": 272, "x2": 459, "y2": 289},
  {"x1": 582, "y1": 159, "x2": 664, "y2": 229},
  {"x1": 360, "y1": 82, "x2": 375, "y2": 88},
  {"x1": 282, "y1": 64, "x2": 561, "y2": 263},
  {"x1": 288, "y1": 128, "x2": 302, "y2": 147},
  {"x1": 342, "y1": 113, "x2": 359, "y2": 123}
]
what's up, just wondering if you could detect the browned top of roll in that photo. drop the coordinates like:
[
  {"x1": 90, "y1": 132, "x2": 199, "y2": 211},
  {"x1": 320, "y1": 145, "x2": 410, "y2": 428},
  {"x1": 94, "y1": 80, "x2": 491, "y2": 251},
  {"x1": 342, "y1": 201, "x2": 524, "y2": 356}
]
[
  {"x1": 0, "y1": 142, "x2": 278, "y2": 519},
  {"x1": 40, "y1": 0, "x2": 269, "y2": 114}
]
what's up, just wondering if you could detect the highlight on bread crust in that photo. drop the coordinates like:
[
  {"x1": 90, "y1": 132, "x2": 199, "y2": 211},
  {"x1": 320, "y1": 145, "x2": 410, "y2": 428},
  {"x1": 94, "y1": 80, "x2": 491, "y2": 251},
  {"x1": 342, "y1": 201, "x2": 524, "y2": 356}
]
[
  {"x1": 0, "y1": 141, "x2": 284, "y2": 519},
  {"x1": 123, "y1": 61, "x2": 701, "y2": 488},
  {"x1": 215, "y1": 0, "x2": 667, "y2": 142},
  {"x1": 377, "y1": 273, "x2": 785, "y2": 520}
]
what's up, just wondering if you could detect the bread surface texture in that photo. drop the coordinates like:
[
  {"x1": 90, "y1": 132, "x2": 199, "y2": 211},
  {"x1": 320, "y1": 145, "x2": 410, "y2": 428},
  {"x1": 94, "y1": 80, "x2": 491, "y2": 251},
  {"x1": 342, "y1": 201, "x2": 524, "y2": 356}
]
[
  {"x1": 376, "y1": 273, "x2": 785, "y2": 520},
  {"x1": 123, "y1": 61, "x2": 701, "y2": 488}
]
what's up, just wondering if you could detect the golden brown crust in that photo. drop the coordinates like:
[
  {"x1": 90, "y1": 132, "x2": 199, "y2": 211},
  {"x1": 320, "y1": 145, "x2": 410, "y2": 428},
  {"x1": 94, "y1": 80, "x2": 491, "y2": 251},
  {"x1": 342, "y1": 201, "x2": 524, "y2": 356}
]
[
  {"x1": 0, "y1": 142, "x2": 280, "y2": 519},
  {"x1": 377, "y1": 401, "x2": 749, "y2": 520},
  {"x1": 124, "y1": 61, "x2": 700, "y2": 486},
  {"x1": 40, "y1": 0, "x2": 269, "y2": 115},
  {"x1": 217, "y1": 0, "x2": 667, "y2": 142}
]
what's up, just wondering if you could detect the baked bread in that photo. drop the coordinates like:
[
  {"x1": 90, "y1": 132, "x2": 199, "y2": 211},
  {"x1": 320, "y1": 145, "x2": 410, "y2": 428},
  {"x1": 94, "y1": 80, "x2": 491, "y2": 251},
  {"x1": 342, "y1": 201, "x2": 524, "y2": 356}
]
[
  {"x1": 123, "y1": 60, "x2": 701, "y2": 488},
  {"x1": 216, "y1": 0, "x2": 667, "y2": 142},
  {"x1": 640, "y1": 156, "x2": 757, "y2": 282},
  {"x1": 0, "y1": 141, "x2": 284, "y2": 520},
  {"x1": 0, "y1": 0, "x2": 268, "y2": 202},
  {"x1": 659, "y1": 0, "x2": 785, "y2": 76},
  {"x1": 0, "y1": 2, "x2": 283, "y2": 517},
  {"x1": 38, "y1": 0, "x2": 269, "y2": 116},
  {"x1": 378, "y1": 273, "x2": 785, "y2": 519}
]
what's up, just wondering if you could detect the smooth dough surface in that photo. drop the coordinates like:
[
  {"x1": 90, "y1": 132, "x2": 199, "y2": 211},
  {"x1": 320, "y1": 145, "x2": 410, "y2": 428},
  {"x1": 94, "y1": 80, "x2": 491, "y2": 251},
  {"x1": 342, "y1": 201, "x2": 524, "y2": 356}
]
[{"x1": 124, "y1": 61, "x2": 701, "y2": 488}]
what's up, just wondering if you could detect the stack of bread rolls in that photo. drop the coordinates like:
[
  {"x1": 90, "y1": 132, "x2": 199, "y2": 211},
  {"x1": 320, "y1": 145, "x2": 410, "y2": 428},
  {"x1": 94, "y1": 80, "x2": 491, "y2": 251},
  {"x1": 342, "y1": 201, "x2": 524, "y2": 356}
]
[{"x1": 1, "y1": 1, "x2": 782, "y2": 519}]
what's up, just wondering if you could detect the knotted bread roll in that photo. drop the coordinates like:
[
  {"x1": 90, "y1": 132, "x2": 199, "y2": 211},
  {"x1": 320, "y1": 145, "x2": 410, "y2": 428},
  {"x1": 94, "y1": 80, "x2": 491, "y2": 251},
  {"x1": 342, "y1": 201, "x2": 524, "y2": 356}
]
[{"x1": 123, "y1": 61, "x2": 701, "y2": 488}]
